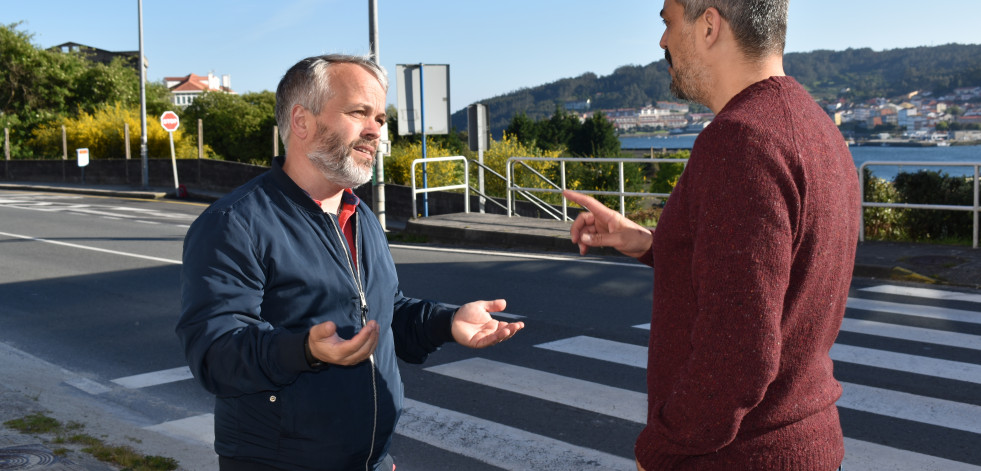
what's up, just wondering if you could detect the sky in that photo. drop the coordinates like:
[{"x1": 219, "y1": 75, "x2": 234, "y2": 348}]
[{"x1": 5, "y1": 1, "x2": 981, "y2": 115}]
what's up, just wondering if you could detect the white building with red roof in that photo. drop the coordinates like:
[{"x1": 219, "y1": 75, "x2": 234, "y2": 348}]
[{"x1": 165, "y1": 73, "x2": 235, "y2": 107}]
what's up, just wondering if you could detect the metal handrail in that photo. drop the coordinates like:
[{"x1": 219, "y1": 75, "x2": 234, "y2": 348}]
[
  {"x1": 411, "y1": 156, "x2": 469, "y2": 218},
  {"x1": 467, "y1": 158, "x2": 553, "y2": 217},
  {"x1": 506, "y1": 156, "x2": 688, "y2": 220},
  {"x1": 858, "y1": 160, "x2": 981, "y2": 248}
]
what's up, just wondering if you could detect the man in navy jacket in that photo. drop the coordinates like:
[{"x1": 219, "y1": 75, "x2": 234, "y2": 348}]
[{"x1": 177, "y1": 54, "x2": 524, "y2": 471}]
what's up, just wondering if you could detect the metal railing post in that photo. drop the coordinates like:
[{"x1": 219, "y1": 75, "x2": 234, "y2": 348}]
[
  {"x1": 859, "y1": 163, "x2": 866, "y2": 242},
  {"x1": 974, "y1": 164, "x2": 979, "y2": 249},
  {"x1": 561, "y1": 161, "x2": 567, "y2": 220},
  {"x1": 618, "y1": 161, "x2": 626, "y2": 216},
  {"x1": 410, "y1": 156, "x2": 470, "y2": 218},
  {"x1": 506, "y1": 158, "x2": 514, "y2": 217}
]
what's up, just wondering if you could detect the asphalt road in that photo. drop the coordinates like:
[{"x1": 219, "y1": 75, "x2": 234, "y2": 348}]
[{"x1": 1, "y1": 188, "x2": 980, "y2": 470}]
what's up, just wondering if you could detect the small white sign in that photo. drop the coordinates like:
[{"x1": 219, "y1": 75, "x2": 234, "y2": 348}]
[{"x1": 77, "y1": 148, "x2": 89, "y2": 167}]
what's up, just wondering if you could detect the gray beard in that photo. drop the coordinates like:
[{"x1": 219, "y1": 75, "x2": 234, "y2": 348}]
[{"x1": 307, "y1": 129, "x2": 373, "y2": 189}]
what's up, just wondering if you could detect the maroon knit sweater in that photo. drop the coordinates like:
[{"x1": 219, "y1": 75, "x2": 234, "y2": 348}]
[{"x1": 634, "y1": 76, "x2": 859, "y2": 471}]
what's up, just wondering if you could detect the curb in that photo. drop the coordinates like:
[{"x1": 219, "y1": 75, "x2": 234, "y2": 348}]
[
  {"x1": 0, "y1": 183, "x2": 167, "y2": 200},
  {"x1": 852, "y1": 264, "x2": 940, "y2": 285},
  {"x1": 402, "y1": 219, "x2": 623, "y2": 257}
]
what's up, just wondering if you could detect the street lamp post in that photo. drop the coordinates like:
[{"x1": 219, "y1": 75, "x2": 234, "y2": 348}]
[{"x1": 369, "y1": 0, "x2": 388, "y2": 230}]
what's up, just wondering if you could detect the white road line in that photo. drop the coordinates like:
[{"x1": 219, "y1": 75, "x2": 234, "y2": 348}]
[
  {"x1": 390, "y1": 243, "x2": 647, "y2": 268},
  {"x1": 426, "y1": 358, "x2": 646, "y2": 424},
  {"x1": 861, "y1": 285, "x2": 981, "y2": 304},
  {"x1": 0, "y1": 231, "x2": 181, "y2": 265},
  {"x1": 537, "y1": 336, "x2": 647, "y2": 368},
  {"x1": 838, "y1": 382, "x2": 981, "y2": 435},
  {"x1": 846, "y1": 297, "x2": 981, "y2": 325},
  {"x1": 112, "y1": 366, "x2": 194, "y2": 389},
  {"x1": 64, "y1": 376, "x2": 112, "y2": 395},
  {"x1": 144, "y1": 413, "x2": 215, "y2": 445},
  {"x1": 843, "y1": 437, "x2": 981, "y2": 471},
  {"x1": 840, "y1": 317, "x2": 981, "y2": 350},
  {"x1": 830, "y1": 344, "x2": 981, "y2": 384},
  {"x1": 397, "y1": 398, "x2": 635, "y2": 471}
]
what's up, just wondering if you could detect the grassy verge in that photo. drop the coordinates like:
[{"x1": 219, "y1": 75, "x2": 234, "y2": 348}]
[{"x1": 3, "y1": 413, "x2": 178, "y2": 471}]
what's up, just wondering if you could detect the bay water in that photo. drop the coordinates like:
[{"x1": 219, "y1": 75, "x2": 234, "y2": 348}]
[{"x1": 620, "y1": 135, "x2": 981, "y2": 181}]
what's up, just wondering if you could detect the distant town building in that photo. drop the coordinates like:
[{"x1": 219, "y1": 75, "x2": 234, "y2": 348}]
[
  {"x1": 48, "y1": 42, "x2": 140, "y2": 70},
  {"x1": 564, "y1": 99, "x2": 591, "y2": 112},
  {"x1": 596, "y1": 100, "x2": 702, "y2": 133},
  {"x1": 165, "y1": 73, "x2": 235, "y2": 107}
]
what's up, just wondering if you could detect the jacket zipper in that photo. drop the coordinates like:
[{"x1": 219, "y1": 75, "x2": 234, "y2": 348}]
[{"x1": 326, "y1": 212, "x2": 378, "y2": 471}]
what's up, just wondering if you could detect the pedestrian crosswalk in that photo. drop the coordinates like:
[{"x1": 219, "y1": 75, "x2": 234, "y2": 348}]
[{"x1": 126, "y1": 283, "x2": 981, "y2": 470}]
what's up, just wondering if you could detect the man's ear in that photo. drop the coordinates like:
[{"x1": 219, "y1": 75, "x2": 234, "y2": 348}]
[
  {"x1": 701, "y1": 7, "x2": 722, "y2": 46},
  {"x1": 291, "y1": 104, "x2": 312, "y2": 141}
]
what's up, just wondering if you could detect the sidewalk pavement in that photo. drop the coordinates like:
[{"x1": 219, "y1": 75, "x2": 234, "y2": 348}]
[{"x1": 1, "y1": 181, "x2": 979, "y2": 470}]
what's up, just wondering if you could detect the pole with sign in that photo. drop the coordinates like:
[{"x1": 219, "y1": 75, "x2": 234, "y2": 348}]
[
  {"x1": 77, "y1": 148, "x2": 89, "y2": 183},
  {"x1": 160, "y1": 111, "x2": 180, "y2": 189},
  {"x1": 395, "y1": 64, "x2": 450, "y2": 217}
]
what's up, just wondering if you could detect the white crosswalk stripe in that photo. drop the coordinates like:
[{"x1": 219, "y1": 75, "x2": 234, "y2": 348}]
[
  {"x1": 860, "y1": 285, "x2": 981, "y2": 304},
  {"x1": 839, "y1": 317, "x2": 980, "y2": 349},
  {"x1": 396, "y1": 399, "x2": 635, "y2": 471},
  {"x1": 846, "y1": 296, "x2": 981, "y2": 324},
  {"x1": 426, "y1": 358, "x2": 647, "y2": 423},
  {"x1": 139, "y1": 283, "x2": 981, "y2": 470}
]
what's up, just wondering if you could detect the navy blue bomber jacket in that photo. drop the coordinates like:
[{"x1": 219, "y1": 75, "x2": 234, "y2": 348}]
[{"x1": 177, "y1": 156, "x2": 457, "y2": 470}]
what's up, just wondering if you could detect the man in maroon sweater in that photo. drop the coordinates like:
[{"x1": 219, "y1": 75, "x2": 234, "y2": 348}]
[{"x1": 565, "y1": 0, "x2": 859, "y2": 470}]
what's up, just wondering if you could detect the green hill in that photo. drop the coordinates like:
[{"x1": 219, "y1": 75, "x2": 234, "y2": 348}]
[{"x1": 450, "y1": 43, "x2": 981, "y2": 136}]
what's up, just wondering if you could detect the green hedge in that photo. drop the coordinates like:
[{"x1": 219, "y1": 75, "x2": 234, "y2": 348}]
[{"x1": 864, "y1": 169, "x2": 976, "y2": 244}]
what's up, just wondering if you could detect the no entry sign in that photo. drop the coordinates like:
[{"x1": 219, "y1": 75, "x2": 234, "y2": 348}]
[{"x1": 160, "y1": 111, "x2": 180, "y2": 132}]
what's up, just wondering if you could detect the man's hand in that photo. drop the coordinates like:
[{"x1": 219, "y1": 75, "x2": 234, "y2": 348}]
[
  {"x1": 451, "y1": 299, "x2": 524, "y2": 349},
  {"x1": 564, "y1": 190, "x2": 653, "y2": 258},
  {"x1": 307, "y1": 320, "x2": 379, "y2": 366}
]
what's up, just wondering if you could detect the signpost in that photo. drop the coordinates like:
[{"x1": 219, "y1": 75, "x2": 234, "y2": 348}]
[
  {"x1": 160, "y1": 111, "x2": 180, "y2": 190},
  {"x1": 77, "y1": 148, "x2": 89, "y2": 183},
  {"x1": 396, "y1": 64, "x2": 450, "y2": 217}
]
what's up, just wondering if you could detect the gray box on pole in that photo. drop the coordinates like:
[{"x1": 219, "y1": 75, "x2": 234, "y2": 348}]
[
  {"x1": 467, "y1": 104, "x2": 489, "y2": 152},
  {"x1": 396, "y1": 64, "x2": 450, "y2": 135}
]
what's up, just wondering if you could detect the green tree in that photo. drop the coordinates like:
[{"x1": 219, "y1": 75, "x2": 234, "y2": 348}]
[
  {"x1": 536, "y1": 107, "x2": 581, "y2": 152},
  {"x1": 181, "y1": 91, "x2": 276, "y2": 164},
  {"x1": 0, "y1": 22, "x2": 86, "y2": 120},
  {"x1": 569, "y1": 112, "x2": 620, "y2": 157},
  {"x1": 650, "y1": 150, "x2": 690, "y2": 195},
  {"x1": 505, "y1": 112, "x2": 538, "y2": 148},
  {"x1": 894, "y1": 170, "x2": 974, "y2": 241},
  {"x1": 72, "y1": 57, "x2": 139, "y2": 114}
]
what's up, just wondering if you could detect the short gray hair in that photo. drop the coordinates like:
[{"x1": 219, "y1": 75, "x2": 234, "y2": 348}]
[
  {"x1": 675, "y1": 0, "x2": 788, "y2": 59},
  {"x1": 274, "y1": 54, "x2": 388, "y2": 147}
]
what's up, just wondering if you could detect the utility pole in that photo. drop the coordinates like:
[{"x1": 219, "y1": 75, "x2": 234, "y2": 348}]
[
  {"x1": 138, "y1": 0, "x2": 149, "y2": 189},
  {"x1": 369, "y1": 0, "x2": 388, "y2": 231}
]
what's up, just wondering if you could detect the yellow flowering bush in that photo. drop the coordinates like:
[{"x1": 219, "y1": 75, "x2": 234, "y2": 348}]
[
  {"x1": 29, "y1": 103, "x2": 198, "y2": 160},
  {"x1": 475, "y1": 133, "x2": 563, "y2": 203},
  {"x1": 385, "y1": 138, "x2": 462, "y2": 189}
]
